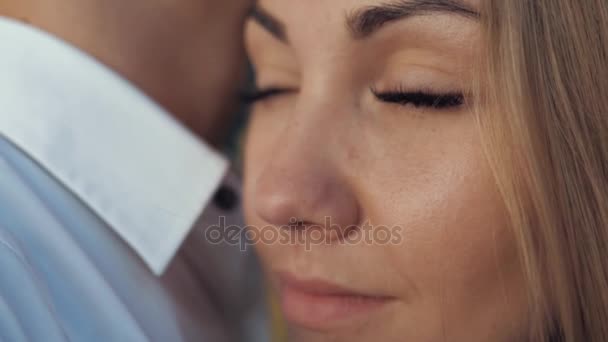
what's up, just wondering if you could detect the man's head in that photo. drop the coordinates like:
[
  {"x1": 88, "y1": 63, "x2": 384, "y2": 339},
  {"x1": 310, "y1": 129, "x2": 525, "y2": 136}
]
[{"x1": 1, "y1": 0, "x2": 252, "y2": 145}]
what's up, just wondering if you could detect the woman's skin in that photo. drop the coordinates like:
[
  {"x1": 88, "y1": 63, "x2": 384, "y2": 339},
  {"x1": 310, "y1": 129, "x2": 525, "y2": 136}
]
[{"x1": 243, "y1": 0, "x2": 529, "y2": 341}]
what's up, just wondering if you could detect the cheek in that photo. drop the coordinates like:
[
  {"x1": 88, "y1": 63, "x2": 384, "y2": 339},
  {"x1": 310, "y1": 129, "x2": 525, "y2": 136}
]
[
  {"x1": 371, "y1": 143, "x2": 527, "y2": 337},
  {"x1": 391, "y1": 167, "x2": 515, "y2": 296},
  {"x1": 243, "y1": 113, "x2": 282, "y2": 257},
  {"x1": 243, "y1": 101, "x2": 293, "y2": 185}
]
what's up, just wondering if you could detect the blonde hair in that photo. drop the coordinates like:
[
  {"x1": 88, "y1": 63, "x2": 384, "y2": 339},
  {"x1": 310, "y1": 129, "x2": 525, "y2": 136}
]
[{"x1": 477, "y1": 0, "x2": 608, "y2": 340}]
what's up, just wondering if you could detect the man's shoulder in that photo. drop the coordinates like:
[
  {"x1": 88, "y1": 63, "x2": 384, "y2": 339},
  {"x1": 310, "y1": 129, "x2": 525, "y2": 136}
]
[
  {"x1": 0, "y1": 141, "x2": 71, "y2": 341},
  {"x1": 0, "y1": 137, "x2": 152, "y2": 341},
  {"x1": 0, "y1": 225, "x2": 70, "y2": 342}
]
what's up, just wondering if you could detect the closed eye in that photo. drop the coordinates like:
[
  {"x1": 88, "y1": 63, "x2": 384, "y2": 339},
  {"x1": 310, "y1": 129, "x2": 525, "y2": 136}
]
[
  {"x1": 241, "y1": 87, "x2": 294, "y2": 105},
  {"x1": 242, "y1": 86, "x2": 465, "y2": 110},
  {"x1": 371, "y1": 87, "x2": 465, "y2": 109}
]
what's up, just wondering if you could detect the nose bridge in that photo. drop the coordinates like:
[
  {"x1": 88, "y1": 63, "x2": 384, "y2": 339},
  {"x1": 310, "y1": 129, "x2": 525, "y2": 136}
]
[
  {"x1": 253, "y1": 89, "x2": 360, "y2": 233},
  {"x1": 281, "y1": 63, "x2": 354, "y2": 160}
]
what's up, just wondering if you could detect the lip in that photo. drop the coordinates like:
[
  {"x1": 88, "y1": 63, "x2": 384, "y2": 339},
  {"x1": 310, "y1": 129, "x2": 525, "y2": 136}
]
[{"x1": 276, "y1": 272, "x2": 395, "y2": 331}]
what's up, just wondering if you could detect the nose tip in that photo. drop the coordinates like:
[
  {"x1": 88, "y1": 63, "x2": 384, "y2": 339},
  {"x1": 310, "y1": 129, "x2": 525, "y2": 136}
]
[
  {"x1": 253, "y1": 164, "x2": 360, "y2": 241},
  {"x1": 255, "y1": 187, "x2": 303, "y2": 228}
]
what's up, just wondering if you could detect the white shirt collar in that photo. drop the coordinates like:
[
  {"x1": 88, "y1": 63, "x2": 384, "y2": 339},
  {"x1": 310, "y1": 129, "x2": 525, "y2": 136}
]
[{"x1": 0, "y1": 17, "x2": 229, "y2": 276}]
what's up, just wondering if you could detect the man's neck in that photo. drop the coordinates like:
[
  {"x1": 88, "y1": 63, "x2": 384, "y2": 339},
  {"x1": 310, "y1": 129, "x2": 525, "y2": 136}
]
[
  {"x1": 0, "y1": 1, "x2": 97, "y2": 52},
  {"x1": 0, "y1": 2, "x2": 30, "y2": 23}
]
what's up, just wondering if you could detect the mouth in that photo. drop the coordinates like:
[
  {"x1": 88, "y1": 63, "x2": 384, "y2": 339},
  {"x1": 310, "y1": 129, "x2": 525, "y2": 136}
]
[{"x1": 275, "y1": 272, "x2": 396, "y2": 331}]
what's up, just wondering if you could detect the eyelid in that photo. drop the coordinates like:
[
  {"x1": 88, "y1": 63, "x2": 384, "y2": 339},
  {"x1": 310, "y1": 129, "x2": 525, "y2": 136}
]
[{"x1": 245, "y1": 65, "x2": 300, "y2": 104}]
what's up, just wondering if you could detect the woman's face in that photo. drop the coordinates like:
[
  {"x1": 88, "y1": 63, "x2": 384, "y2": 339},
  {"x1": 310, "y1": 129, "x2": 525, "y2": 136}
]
[{"x1": 243, "y1": 0, "x2": 528, "y2": 341}]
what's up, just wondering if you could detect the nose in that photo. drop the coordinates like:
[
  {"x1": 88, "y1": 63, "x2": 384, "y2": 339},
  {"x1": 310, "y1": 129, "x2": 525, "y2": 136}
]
[{"x1": 253, "y1": 124, "x2": 360, "y2": 242}]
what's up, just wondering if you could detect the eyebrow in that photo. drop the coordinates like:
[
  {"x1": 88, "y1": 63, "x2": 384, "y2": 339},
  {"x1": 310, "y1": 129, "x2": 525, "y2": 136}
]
[
  {"x1": 348, "y1": 0, "x2": 480, "y2": 39},
  {"x1": 248, "y1": 0, "x2": 479, "y2": 44},
  {"x1": 249, "y1": 6, "x2": 288, "y2": 43}
]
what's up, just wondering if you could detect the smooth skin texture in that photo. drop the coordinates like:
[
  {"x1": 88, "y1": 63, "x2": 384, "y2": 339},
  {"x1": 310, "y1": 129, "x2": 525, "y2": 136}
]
[
  {"x1": 243, "y1": 0, "x2": 528, "y2": 341},
  {"x1": 0, "y1": 0, "x2": 252, "y2": 145}
]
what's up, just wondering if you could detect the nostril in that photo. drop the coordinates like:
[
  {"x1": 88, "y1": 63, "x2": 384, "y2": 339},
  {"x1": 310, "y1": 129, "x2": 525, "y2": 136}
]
[{"x1": 286, "y1": 217, "x2": 313, "y2": 230}]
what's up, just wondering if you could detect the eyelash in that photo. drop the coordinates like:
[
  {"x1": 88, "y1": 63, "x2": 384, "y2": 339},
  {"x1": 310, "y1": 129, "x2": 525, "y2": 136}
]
[
  {"x1": 370, "y1": 86, "x2": 465, "y2": 109},
  {"x1": 242, "y1": 86, "x2": 465, "y2": 109},
  {"x1": 240, "y1": 87, "x2": 293, "y2": 104}
]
